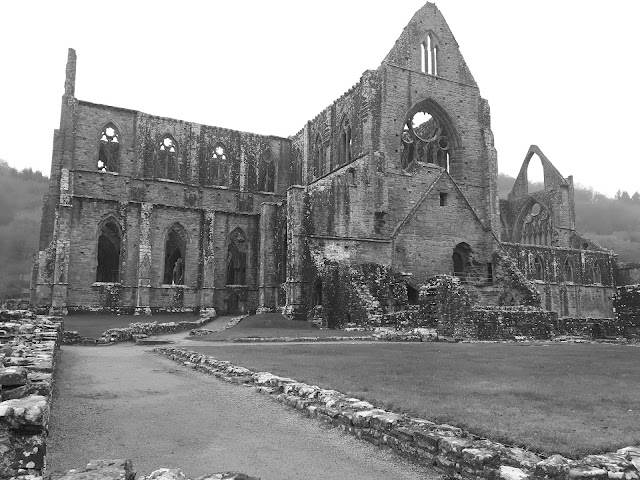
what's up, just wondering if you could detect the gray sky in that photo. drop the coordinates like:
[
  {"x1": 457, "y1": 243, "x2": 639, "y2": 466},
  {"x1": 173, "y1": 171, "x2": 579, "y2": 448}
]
[{"x1": 1, "y1": 0, "x2": 638, "y2": 197}]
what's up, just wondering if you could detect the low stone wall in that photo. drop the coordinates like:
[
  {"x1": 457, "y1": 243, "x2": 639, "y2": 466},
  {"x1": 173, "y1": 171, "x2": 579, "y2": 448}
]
[
  {"x1": 0, "y1": 309, "x2": 63, "y2": 479},
  {"x1": 51, "y1": 459, "x2": 256, "y2": 480},
  {"x1": 556, "y1": 317, "x2": 626, "y2": 339},
  {"x1": 63, "y1": 313, "x2": 217, "y2": 345},
  {"x1": 155, "y1": 347, "x2": 640, "y2": 480},
  {"x1": 614, "y1": 285, "x2": 640, "y2": 339},
  {"x1": 451, "y1": 307, "x2": 558, "y2": 340}
]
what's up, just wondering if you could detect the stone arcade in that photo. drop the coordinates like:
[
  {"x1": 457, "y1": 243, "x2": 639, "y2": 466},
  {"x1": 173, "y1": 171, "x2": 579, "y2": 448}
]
[{"x1": 32, "y1": 3, "x2": 623, "y2": 320}]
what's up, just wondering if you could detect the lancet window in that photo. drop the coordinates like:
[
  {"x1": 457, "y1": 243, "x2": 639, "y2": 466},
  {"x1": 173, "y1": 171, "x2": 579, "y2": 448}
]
[{"x1": 98, "y1": 124, "x2": 120, "y2": 172}]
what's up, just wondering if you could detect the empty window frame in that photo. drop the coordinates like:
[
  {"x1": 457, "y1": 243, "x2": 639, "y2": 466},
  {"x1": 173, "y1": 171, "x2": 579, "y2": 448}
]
[
  {"x1": 421, "y1": 33, "x2": 438, "y2": 76},
  {"x1": 98, "y1": 124, "x2": 120, "y2": 172},
  {"x1": 164, "y1": 225, "x2": 187, "y2": 285},
  {"x1": 338, "y1": 119, "x2": 352, "y2": 165},
  {"x1": 96, "y1": 220, "x2": 121, "y2": 282},
  {"x1": 258, "y1": 150, "x2": 276, "y2": 192},
  {"x1": 158, "y1": 135, "x2": 178, "y2": 180},
  {"x1": 440, "y1": 192, "x2": 448, "y2": 206},
  {"x1": 226, "y1": 229, "x2": 247, "y2": 285}
]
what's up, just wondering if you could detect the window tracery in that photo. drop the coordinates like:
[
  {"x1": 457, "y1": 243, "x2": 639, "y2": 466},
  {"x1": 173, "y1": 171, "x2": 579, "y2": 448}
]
[
  {"x1": 158, "y1": 135, "x2": 178, "y2": 180},
  {"x1": 98, "y1": 124, "x2": 120, "y2": 172},
  {"x1": 400, "y1": 110, "x2": 450, "y2": 170},
  {"x1": 519, "y1": 202, "x2": 552, "y2": 245},
  {"x1": 203, "y1": 143, "x2": 229, "y2": 186},
  {"x1": 421, "y1": 33, "x2": 439, "y2": 76}
]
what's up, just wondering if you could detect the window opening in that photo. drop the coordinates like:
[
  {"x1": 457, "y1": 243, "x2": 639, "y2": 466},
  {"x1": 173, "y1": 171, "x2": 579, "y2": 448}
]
[
  {"x1": 564, "y1": 259, "x2": 574, "y2": 283},
  {"x1": 163, "y1": 226, "x2": 186, "y2": 285},
  {"x1": 314, "y1": 279, "x2": 323, "y2": 306},
  {"x1": 226, "y1": 229, "x2": 247, "y2": 285},
  {"x1": 313, "y1": 134, "x2": 324, "y2": 178},
  {"x1": 401, "y1": 109, "x2": 450, "y2": 170},
  {"x1": 406, "y1": 284, "x2": 419, "y2": 304},
  {"x1": 534, "y1": 257, "x2": 544, "y2": 280},
  {"x1": 440, "y1": 192, "x2": 447, "y2": 206},
  {"x1": 211, "y1": 144, "x2": 228, "y2": 186},
  {"x1": 98, "y1": 124, "x2": 120, "y2": 172},
  {"x1": 347, "y1": 168, "x2": 356, "y2": 186},
  {"x1": 339, "y1": 120, "x2": 352, "y2": 165},
  {"x1": 96, "y1": 221, "x2": 121, "y2": 282},
  {"x1": 158, "y1": 135, "x2": 178, "y2": 180},
  {"x1": 258, "y1": 150, "x2": 275, "y2": 192},
  {"x1": 420, "y1": 43, "x2": 426, "y2": 73},
  {"x1": 452, "y1": 242, "x2": 471, "y2": 281},
  {"x1": 593, "y1": 264, "x2": 602, "y2": 284}
]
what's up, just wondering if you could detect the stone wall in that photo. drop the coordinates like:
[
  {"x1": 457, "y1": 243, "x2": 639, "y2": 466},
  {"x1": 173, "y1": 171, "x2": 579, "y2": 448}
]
[
  {"x1": 457, "y1": 307, "x2": 557, "y2": 340},
  {"x1": 613, "y1": 285, "x2": 640, "y2": 339},
  {"x1": 618, "y1": 263, "x2": 640, "y2": 286},
  {"x1": 156, "y1": 347, "x2": 640, "y2": 480},
  {"x1": 0, "y1": 310, "x2": 63, "y2": 479}
]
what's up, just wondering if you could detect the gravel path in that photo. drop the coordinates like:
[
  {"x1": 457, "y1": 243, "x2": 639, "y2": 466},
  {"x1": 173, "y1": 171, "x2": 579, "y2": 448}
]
[{"x1": 47, "y1": 342, "x2": 442, "y2": 479}]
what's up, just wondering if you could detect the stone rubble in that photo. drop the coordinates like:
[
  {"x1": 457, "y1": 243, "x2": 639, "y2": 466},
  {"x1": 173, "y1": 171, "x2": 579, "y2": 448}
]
[
  {"x1": 0, "y1": 310, "x2": 62, "y2": 479},
  {"x1": 11, "y1": 459, "x2": 258, "y2": 480},
  {"x1": 154, "y1": 347, "x2": 640, "y2": 480}
]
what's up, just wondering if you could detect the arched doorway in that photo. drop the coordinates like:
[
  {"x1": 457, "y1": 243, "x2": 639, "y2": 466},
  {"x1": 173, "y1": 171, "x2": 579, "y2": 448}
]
[{"x1": 452, "y1": 242, "x2": 472, "y2": 280}]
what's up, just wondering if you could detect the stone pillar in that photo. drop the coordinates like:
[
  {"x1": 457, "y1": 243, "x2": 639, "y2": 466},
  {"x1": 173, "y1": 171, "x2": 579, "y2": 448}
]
[
  {"x1": 50, "y1": 178, "x2": 72, "y2": 315},
  {"x1": 283, "y1": 186, "x2": 307, "y2": 320},
  {"x1": 258, "y1": 202, "x2": 278, "y2": 312},
  {"x1": 135, "y1": 202, "x2": 153, "y2": 315},
  {"x1": 199, "y1": 210, "x2": 216, "y2": 317}
]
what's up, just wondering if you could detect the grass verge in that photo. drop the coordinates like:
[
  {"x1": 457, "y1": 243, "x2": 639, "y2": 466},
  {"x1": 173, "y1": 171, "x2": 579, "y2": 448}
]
[
  {"x1": 190, "y1": 313, "x2": 373, "y2": 341},
  {"x1": 187, "y1": 342, "x2": 640, "y2": 458}
]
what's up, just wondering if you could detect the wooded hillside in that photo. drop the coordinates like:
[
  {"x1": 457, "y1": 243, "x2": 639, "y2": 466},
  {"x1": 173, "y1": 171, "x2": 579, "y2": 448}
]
[
  {"x1": 0, "y1": 160, "x2": 48, "y2": 299},
  {"x1": 499, "y1": 173, "x2": 640, "y2": 262}
]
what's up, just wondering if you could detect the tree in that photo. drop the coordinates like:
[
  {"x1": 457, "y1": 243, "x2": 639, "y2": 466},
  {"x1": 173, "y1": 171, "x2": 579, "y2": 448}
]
[{"x1": 632, "y1": 192, "x2": 640, "y2": 204}]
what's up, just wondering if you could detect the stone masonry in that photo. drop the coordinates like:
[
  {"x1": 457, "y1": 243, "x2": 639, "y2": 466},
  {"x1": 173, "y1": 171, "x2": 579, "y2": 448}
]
[{"x1": 32, "y1": 3, "x2": 632, "y2": 323}]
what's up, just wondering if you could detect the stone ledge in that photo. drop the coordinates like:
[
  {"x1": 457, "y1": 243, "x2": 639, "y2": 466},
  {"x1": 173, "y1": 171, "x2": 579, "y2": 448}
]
[
  {"x1": 153, "y1": 346, "x2": 640, "y2": 480},
  {"x1": 0, "y1": 310, "x2": 63, "y2": 479}
]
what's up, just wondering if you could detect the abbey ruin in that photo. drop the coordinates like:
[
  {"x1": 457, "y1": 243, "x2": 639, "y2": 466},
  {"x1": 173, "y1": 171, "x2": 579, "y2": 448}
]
[{"x1": 31, "y1": 3, "x2": 632, "y2": 324}]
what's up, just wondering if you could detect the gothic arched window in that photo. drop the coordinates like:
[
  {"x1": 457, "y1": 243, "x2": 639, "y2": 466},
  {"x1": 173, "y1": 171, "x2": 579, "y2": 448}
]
[
  {"x1": 533, "y1": 256, "x2": 545, "y2": 281},
  {"x1": 164, "y1": 224, "x2": 187, "y2": 285},
  {"x1": 421, "y1": 33, "x2": 439, "y2": 76},
  {"x1": 158, "y1": 135, "x2": 178, "y2": 180},
  {"x1": 401, "y1": 109, "x2": 450, "y2": 171},
  {"x1": 96, "y1": 219, "x2": 121, "y2": 282},
  {"x1": 258, "y1": 150, "x2": 275, "y2": 192},
  {"x1": 564, "y1": 259, "x2": 575, "y2": 283},
  {"x1": 226, "y1": 229, "x2": 247, "y2": 285},
  {"x1": 98, "y1": 124, "x2": 120, "y2": 172},
  {"x1": 313, "y1": 133, "x2": 324, "y2": 178},
  {"x1": 338, "y1": 119, "x2": 352, "y2": 165}
]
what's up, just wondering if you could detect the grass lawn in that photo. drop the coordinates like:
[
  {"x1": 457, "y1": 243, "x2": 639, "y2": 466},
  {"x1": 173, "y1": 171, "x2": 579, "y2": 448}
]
[
  {"x1": 187, "y1": 342, "x2": 640, "y2": 458},
  {"x1": 64, "y1": 313, "x2": 201, "y2": 338},
  {"x1": 190, "y1": 313, "x2": 373, "y2": 341}
]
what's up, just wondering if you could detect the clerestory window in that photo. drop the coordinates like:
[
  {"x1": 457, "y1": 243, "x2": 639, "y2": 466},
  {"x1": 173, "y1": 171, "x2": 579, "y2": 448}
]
[
  {"x1": 98, "y1": 124, "x2": 120, "y2": 172},
  {"x1": 258, "y1": 150, "x2": 275, "y2": 192},
  {"x1": 338, "y1": 119, "x2": 352, "y2": 165},
  {"x1": 158, "y1": 135, "x2": 178, "y2": 180}
]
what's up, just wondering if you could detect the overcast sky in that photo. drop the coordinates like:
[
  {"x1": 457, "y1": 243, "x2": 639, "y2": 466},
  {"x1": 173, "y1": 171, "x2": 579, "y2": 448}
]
[{"x1": 1, "y1": 0, "x2": 638, "y2": 197}]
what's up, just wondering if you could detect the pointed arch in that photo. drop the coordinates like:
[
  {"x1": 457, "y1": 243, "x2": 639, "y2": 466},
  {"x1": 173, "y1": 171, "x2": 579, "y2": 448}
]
[
  {"x1": 421, "y1": 31, "x2": 440, "y2": 76},
  {"x1": 338, "y1": 117, "x2": 352, "y2": 165},
  {"x1": 163, "y1": 222, "x2": 188, "y2": 284},
  {"x1": 400, "y1": 98, "x2": 461, "y2": 172},
  {"x1": 514, "y1": 198, "x2": 552, "y2": 245},
  {"x1": 226, "y1": 227, "x2": 247, "y2": 285},
  {"x1": 533, "y1": 256, "x2": 545, "y2": 281},
  {"x1": 157, "y1": 134, "x2": 179, "y2": 180},
  {"x1": 313, "y1": 133, "x2": 323, "y2": 178},
  {"x1": 96, "y1": 215, "x2": 123, "y2": 282},
  {"x1": 98, "y1": 123, "x2": 120, "y2": 173},
  {"x1": 207, "y1": 142, "x2": 229, "y2": 187},
  {"x1": 564, "y1": 258, "x2": 575, "y2": 283},
  {"x1": 258, "y1": 149, "x2": 275, "y2": 192}
]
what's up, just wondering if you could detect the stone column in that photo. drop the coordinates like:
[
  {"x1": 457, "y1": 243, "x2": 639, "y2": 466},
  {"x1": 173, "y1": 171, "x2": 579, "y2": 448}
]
[
  {"x1": 135, "y1": 202, "x2": 153, "y2": 315},
  {"x1": 199, "y1": 210, "x2": 217, "y2": 317},
  {"x1": 258, "y1": 202, "x2": 278, "y2": 312},
  {"x1": 283, "y1": 186, "x2": 307, "y2": 320}
]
